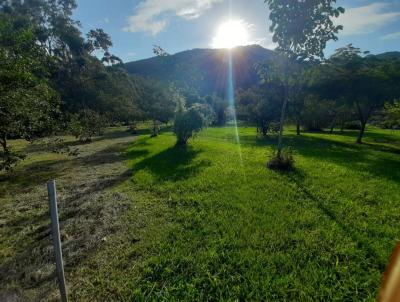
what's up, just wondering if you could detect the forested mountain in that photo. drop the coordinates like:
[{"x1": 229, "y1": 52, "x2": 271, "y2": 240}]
[
  {"x1": 125, "y1": 45, "x2": 400, "y2": 97},
  {"x1": 375, "y1": 51, "x2": 400, "y2": 60},
  {"x1": 125, "y1": 45, "x2": 275, "y2": 96}
]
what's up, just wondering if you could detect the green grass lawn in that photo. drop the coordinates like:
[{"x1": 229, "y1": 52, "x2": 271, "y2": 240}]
[
  {"x1": 1, "y1": 125, "x2": 400, "y2": 301},
  {"x1": 126, "y1": 126, "x2": 400, "y2": 301}
]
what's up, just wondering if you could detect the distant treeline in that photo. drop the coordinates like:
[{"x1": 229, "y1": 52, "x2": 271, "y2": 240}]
[
  {"x1": 0, "y1": 0, "x2": 173, "y2": 169},
  {"x1": 236, "y1": 46, "x2": 400, "y2": 143}
]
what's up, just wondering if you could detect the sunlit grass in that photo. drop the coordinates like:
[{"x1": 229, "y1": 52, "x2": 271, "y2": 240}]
[{"x1": 127, "y1": 126, "x2": 400, "y2": 301}]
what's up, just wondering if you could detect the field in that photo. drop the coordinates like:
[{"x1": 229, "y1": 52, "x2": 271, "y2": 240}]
[{"x1": 1, "y1": 125, "x2": 400, "y2": 301}]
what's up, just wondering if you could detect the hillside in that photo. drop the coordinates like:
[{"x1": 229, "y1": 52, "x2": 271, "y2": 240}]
[
  {"x1": 126, "y1": 47, "x2": 400, "y2": 97},
  {"x1": 125, "y1": 45, "x2": 275, "y2": 96},
  {"x1": 375, "y1": 51, "x2": 400, "y2": 60}
]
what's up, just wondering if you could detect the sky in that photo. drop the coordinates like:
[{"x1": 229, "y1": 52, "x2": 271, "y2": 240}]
[{"x1": 73, "y1": 0, "x2": 400, "y2": 62}]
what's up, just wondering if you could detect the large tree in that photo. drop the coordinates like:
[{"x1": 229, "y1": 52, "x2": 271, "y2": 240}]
[
  {"x1": 264, "y1": 0, "x2": 344, "y2": 161},
  {"x1": 0, "y1": 17, "x2": 57, "y2": 170},
  {"x1": 317, "y1": 45, "x2": 398, "y2": 143},
  {"x1": 0, "y1": 0, "x2": 144, "y2": 157},
  {"x1": 237, "y1": 84, "x2": 282, "y2": 136}
]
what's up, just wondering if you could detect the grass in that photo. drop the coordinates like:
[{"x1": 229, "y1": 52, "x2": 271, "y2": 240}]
[
  {"x1": 127, "y1": 126, "x2": 400, "y2": 301},
  {"x1": 1, "y1": 125, "x2": 400, "y2": 301}
]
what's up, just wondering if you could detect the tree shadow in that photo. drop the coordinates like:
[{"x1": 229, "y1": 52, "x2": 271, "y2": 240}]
[
  {"x1": 0, "y1": 140, "x2": 135, "y2": 197},
  {"x1": 281, "y1": 170, "x2": 388, "y2": 272},
  {"x1": 131, "y1": 145, "x2": 211, "y2": 182},
  {"x1": 236, "y1": 131, "x2": 400, "y2": 183},
  {"x1": 0, "y1": 159, "x2": 71, "y2": 197},
  {"x1": 292, "y1": 135, "x2": 400, "y2": 183},
  {"x1": 0, "y1": 169, "x2": 132, "y2": 296}
]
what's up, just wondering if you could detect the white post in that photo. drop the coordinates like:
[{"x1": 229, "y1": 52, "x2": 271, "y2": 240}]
[{"x1": 47, "y1": 180, "x2": 68, "y2": 302}]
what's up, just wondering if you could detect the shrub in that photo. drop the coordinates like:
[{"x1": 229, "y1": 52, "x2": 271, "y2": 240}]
[
  {"x1": 267, "y1": 147, "x2": 295, "y2": 171},
  {"x1": 69, "y1": 110, "x2": 107, "y2": 143},
  {"x1": 0, "y1": 149, "x2": 25, "y2": 171},
  {"x1": 174, "y1": 105, "x2": 208, "y2": 146}
]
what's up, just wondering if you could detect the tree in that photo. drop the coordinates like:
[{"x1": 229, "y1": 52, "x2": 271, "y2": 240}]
[
  {"x1": 204, "y1": 94, "x2": 228, "y2": 126},
  {"x1": 237, "y1": 85, "x2": 281, "y2": 136},
  {"x1": 174, "y1": 104, "x2": 210, "y2": 146},
  {"x1": 69, "y1": 109, "x2": 107, "y2": 142},
  {"x1": 0, "y1": 17, "x2": 57, "y2": 170},
  {"x1": 258, "y1": 59, "x2": 312, "y2": 136},
  {"x1": 381, "y1": 101, "x2": 400, "y2": 129},
  {"x1": 320, "y1": 45, "x2": 396, "y2": 143},
  {"x1": 264, "y1": 0, "x2": 344, "y2": 163},
  {"x1": 300, "y1": 96, "x2": 332, "y2": 132},
  {"x1": 0, "y1": 0, "x2": 139, "y2": 138},
  {"x1": 137, "y1": 79, "x2": 176, "y2": 137}
]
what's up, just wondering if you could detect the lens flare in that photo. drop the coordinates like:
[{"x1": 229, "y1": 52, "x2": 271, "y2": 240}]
[{"x1": 227, "y1": 48, "x2": 243, "y2": 166}]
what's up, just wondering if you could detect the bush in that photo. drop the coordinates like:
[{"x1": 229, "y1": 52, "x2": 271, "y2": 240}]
[
  {"x1": 267, "y1": 147, "x2": 295, "y2": 171},
  {"x1": 174, "y1": 105, "x2": 208, "y2": 146},
  {"x1": 69, "y1": 110, "x2": 107, "y2": 142},
  {"x1": 0, "y1": 149, "x2": 25, "y2": 171}
]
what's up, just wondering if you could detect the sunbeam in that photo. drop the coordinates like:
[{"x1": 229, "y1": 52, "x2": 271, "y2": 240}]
[{"x1": 227, "y1": 47, "x2": 244, "y2": 167}]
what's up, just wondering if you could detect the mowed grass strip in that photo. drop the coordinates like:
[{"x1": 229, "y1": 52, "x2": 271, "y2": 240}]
[{"x1": 128, "y1": 126, "x2": 400, "y2": 301}]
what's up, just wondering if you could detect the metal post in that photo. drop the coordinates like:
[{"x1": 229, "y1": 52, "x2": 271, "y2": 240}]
[{"x1": 47, "y1": 180, "x2": 68, "y2": 302}]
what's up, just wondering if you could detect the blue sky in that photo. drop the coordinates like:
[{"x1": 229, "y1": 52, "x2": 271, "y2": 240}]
[{"x1": 73, "y1": 0, "x2": 400, "y2": 62}]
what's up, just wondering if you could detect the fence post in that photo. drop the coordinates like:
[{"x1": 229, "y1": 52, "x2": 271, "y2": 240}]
[{"x1": 47, "y1": 180, "x2": 68, "y2": 302}]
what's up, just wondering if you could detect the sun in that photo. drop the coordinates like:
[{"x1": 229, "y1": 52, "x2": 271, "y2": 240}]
[{"x1": 212, "y1": 20, "x2": 250, "y2": 49}]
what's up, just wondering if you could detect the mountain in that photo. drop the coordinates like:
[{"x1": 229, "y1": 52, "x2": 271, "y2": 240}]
[
  {"x1": 125, "y1": 45, "x2": 275, "y2": 96},
  {"x1": 125, "y1": 47, "x2": 400, "y2": 96},
  {"x1": 374, "y1": 51, "x2": 400, "y2": 60}
]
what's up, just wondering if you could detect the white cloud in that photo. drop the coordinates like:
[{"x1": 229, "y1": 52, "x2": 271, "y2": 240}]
[
  {"x1": 123, "y1": 0, "x2": 222, "y2": 35},
  {"x1": 381, "y1": 31, "x2": 400, "y2": 40},
  {"x1": 335, "y1": 3, "x2": 400, "y2": 36}
]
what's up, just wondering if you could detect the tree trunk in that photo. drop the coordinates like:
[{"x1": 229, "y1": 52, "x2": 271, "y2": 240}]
[
  {"x1": 340, "y1": 122, "x2": 344, "y2": 134},
  {"x1": 330, "y1": 124, "x2": 334, "y2": 134},
  {"x1": 296, "y1": 123, "x2": 300, "y2": 136},
  {"x1": 152, "y1": 120, "x2": 158, "y2": 137},
  {"x1": 356, "y1": 121, "x2": 366, "y2": 144},
  {"x1": 277, "y1": 97, "x2": 288, "y2": 158},
  {"x1": 0, "y1": 134, "x2": 7, "y2": 152},
  {"x1": 355, "y1": 102, "x2": 373, "y2": 144}
]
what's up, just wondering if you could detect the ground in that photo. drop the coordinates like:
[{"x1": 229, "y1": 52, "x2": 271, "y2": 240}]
[{"x1": 1, "y1": 125, "x2": 400, "y2": 301}]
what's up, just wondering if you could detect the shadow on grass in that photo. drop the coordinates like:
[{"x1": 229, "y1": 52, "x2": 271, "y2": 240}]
[
  {"x1": 131, "y1": 145, "x2": 211, "y2": 182},
  {"x1": 280, "y1": 170, "x2": 387, "y2": 272},
  {"x1": 293, "y1": 135, "x2": 400, "y2": 183},
  {"x1": 0, "y1": 169, "x2": 132, "y2": 294},
  {"x1": 0, "y1": 137, "x2": 138, "y2": 197},
  {"x1": 0, "y1": 159, "x2": 70, "y2": 197},
  {"x1": 237, "y1": 132, "x2": 400, "y2": 183}
]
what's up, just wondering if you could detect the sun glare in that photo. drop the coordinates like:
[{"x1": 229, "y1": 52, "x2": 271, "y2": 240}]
[{"x1": 212, "y1": 20, "x2": 250, "y2": 49}]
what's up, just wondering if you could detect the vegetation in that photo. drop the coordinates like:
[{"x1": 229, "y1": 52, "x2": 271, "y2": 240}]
[
  {"x1": 128, "y1": 126, "x2": 400, "y2": 301},
  {"x1": 313, "y1": 45, "x2": 400, "y2": 143},
  {"x1": 0, "y1": 15, "x2": 57, "y2": 170},
  {"x1": 174, "y1": 103, "x2": 212, "y2": 146},
  {"x1": 3, "y1": 126, "x2": 399, "y2": 301},
  {"x1": 263, "y1": 0, "x2": 344, "y2": 169},
  {"x1": 0, "y1": 0, "x2": 172, "y2": 170},
  {"x1": 2, "y1": 0, "x2": 400, "y2": 301},
  {"x1": 381, "y1": 100, "x2": 400, "y2": 129}
]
